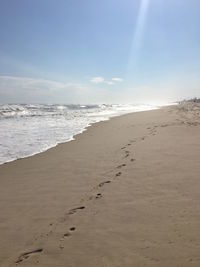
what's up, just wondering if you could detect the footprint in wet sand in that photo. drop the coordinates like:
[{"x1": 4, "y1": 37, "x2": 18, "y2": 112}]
[
  {"x1": 59, "y1": 228, "x2": 75, "y2": 250},
  {"x1": 121, "y1": 146, "x2": 126, "y2": 150},
  {"x1": 125, "y1": 151, "x2": 130, "y2": 158},
  {"x1": 96, "y1": 193, "x2": 102, "y2": 199},
  {"x1": 68, "y1": 206, "x2": 85, "y2": 215},
  {"x1": 98, "y1": 181, "x2": 111, "y2": 187},
  {"x1": 117, "y1": 163, "x2": 126, "y2": 169},
  {"x1": 63, "y1": 232, "x2": 71, "y2": 237},
  {"x1": 16, "y1": 248, "x2": 43, "y2": 264},
  {"x1": 115, "y1": 172, "x2": 122, "y2": 177},
  {"x1": 130, "y1": 158, "x2": 136, "y2": 162}
]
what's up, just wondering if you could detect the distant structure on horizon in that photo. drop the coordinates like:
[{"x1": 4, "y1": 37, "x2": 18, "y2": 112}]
[
  {"x1": 180, "y1": 97, "x2": 200, "y2": 104},
  {"x1": 187, "y1": 98, "x2": 200, "y2": 103}
]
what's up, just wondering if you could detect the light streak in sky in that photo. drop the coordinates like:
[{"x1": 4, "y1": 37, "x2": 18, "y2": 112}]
[{"x1": 127, "y1": 0, "x2": 150, "y2": 72}]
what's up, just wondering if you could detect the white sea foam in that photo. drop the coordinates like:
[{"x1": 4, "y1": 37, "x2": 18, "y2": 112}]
[{"x1": 0, "y1": 103, "x2": 159, "y2": 165}]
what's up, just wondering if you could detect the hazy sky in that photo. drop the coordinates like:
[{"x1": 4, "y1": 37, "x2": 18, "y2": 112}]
[{"x1": 0, "y1": 0, "x2": 200, "y2": 104}]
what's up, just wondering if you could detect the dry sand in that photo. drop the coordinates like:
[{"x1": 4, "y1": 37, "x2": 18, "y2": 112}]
[{"x1": 0, "y1": 103, "x2": 200, "y2": 267}]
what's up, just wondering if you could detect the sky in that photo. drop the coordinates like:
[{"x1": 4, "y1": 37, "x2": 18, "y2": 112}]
[{"x1": 0, "y1": 0, "x2": 200, "y2": 104}]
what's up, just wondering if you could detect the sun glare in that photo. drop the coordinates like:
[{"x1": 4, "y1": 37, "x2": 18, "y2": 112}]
[{"x1": 127, "y1": 0, "x2": 150, "y2": 72}]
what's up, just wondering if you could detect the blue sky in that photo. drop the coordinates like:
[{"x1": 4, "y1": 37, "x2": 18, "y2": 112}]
[{"x1": 0, "y1": 0, "x2": 200, "y2": 104}]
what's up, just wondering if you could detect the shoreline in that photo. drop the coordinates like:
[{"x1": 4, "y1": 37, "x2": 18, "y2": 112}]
[
  {"x1": 1, "y1": 103, "x2": 200, "y2": 267},
  {"x1": 0, "y1": 106, "x2": 161, "y2": 166}
]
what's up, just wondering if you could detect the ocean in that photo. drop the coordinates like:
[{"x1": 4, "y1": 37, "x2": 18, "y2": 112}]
[{"x1": 0, "y1": 103, "x2": 158, "y2": 165}]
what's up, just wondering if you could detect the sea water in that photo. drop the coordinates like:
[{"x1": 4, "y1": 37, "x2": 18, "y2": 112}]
[{"x1": 0, "y1": 103, "x2": 158, "y2": 165}]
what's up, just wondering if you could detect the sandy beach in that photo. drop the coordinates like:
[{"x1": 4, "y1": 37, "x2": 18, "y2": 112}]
[{"x1": 0, "y1": 103, "x2": 200, "y2": 267}]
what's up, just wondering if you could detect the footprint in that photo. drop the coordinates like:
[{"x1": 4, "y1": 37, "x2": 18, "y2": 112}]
[
  {"x1": 98, "y1": 181, "x2": 111, "y2": 187},
  {"x1": 130, "y1": 158, "x2": 135, "y2": 162},
  {"x1": 96, "y1": 193, "x2": 102, "y2": 199},
  {"x1": 121, "y1": 146, "x2": 126, "y2": 150},
  {"x1": 124, "y1": 151, "x2": 130, "y2": 158},
  {"x1": 70, "y1": 227, "x2": 76, "y2": 231},
  {"x1": 59, "y1": 232, "x2": 72, "y2": 249},
  {"x1": 64, "y1": 231, "x2": 72, "y2": 237},
  {"x1": 16, "y1": 248, "x2": 43, "y2": 264},
  {"x1": 117, "y1": 164, "x2": 126, "y2": 169},
  {"x1": 68, "y1": 206, "x2": 85, "y2": 215},
  {"x1": 115, "y1": 172, "x2": 122, "y2": 177}
]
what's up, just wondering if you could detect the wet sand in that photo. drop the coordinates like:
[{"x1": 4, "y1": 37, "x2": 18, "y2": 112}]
[{"x1": 0, "y1": 103, "x2": 200, "y2": 267}]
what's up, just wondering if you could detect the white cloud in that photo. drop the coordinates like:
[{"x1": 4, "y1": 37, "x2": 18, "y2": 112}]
[
  {"x1": 0, "y1": 75, "x2": 129, "y2": 104},
  {"x1": 90, "y1": 76, "x2": 123, "y2": 85},
  {"x1": 90, "y1": 76, "x2": 104, "y2": 84},
  {"x1": 111, "y1": 77, "x2": 123, "y2": 82}
]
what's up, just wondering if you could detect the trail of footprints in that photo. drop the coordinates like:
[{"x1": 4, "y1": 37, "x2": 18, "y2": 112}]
[
  {"x1": 57, "y1": 142, "x2": 136, "y2": 252},
  {"x1": 59, "y1": 227, "x2": 76, "y2": 249},
  {"x1": 15, "y1": 120, "x2": 195, "y2": 264},
  {"x1": 17, "y1": 126, "x2": 165, "y2": 265},
  {"x1": 14, "y1": 139, "x2": 138, "y2": 265}
]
